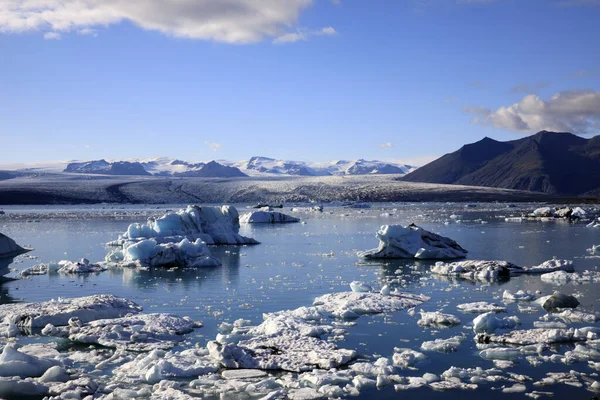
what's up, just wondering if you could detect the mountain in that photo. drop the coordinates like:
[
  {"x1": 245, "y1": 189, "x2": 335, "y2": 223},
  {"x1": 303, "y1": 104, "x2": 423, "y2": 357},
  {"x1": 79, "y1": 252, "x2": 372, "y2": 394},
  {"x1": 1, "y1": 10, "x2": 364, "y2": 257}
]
[
  {"x1": 65, "y1": 160, "x2": 151, "y2": 176},
  {"x1": 403, "y1": 131, "x2": 600, "y2": 196},
  {"x1": 174, "y1": 161, "x2": 247, "y2": 178},
  {"x1": 243, "y1": 157, "x2": 414, "y2": 176}
]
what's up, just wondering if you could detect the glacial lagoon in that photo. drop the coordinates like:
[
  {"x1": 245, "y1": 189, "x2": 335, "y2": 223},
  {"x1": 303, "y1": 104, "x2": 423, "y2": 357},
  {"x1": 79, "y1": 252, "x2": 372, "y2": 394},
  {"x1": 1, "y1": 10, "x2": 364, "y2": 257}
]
[{"x1": 1, "y1": 202, "x2": 600, "y2": 399}]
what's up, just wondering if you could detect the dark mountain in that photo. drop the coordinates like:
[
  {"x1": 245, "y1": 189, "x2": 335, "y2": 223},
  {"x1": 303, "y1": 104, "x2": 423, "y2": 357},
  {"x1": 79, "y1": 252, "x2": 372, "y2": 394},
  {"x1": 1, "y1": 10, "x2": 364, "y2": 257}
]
[
  {"x1": 174, "y1": 161, "x2": 247, "y2": 178},
  {"x1": 64, "y1": 160, "x2": 150, "y2": 176},
  {"x1": 403, "y1": 131, "x2": 600, "y2": 196}
]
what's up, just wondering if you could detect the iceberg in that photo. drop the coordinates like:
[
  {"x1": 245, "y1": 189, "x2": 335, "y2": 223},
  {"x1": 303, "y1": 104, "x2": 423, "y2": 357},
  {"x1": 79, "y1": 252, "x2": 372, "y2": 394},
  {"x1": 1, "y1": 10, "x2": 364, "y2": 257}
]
[
  {"x1": 540, "y1": 291, "x2": 580, "y2": 311},
  {"x1": 540, "y1": 270, "x2": 600, "y2": 284},
  {"x1": 476, "y1": 327, "x2": 596, "y2": 345},
  {"x1": 457, "y1": 302, "x2": 506, "y2": 313},
  {"x1": 43, "y1": 313, "x2": 199, "y2": 352},
  {"x1": 56, "y1": 258, "x2": 107, "y2": 274},
  {"x1": 432, "y1": 260, "x2": 521, "y2": 281},
  {"x1": 417, "y1": 311, "x2": 461, "y2": 327},
  {"x1": 521, "y1": 259, "x2": 574, "y2": 274},
  {"x1": 0, "y1": 294, "x2": 141, "y2": 330},
  {"x1": 240, "y1": 211, "x2": 300, "y2": 223},
  {"x1": 111, "y1": 205, "x2": 259, "y2": 246},
  {"x1": 358, "y1": 224, "x2": 467, "y2": 260},
  {"x1": 313, "y1": 291, "x2": 429, "y2": 319},
  {"x1": 421, "y1": 336, "x2": 465, "y2": 353},
  {"x1": 110, "y1": 238, "x2": 221, "y2": 268},
  {"x1": 472, "y1": 312, "x2": 520, "y2": 333}
]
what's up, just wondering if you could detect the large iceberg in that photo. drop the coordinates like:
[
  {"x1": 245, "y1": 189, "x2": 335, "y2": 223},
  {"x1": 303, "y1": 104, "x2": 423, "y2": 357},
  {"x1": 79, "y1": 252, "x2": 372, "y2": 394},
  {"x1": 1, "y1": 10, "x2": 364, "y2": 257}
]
[
  {"x1": 358, "y1": 224, "x2": 467, "y2": 260},
  {"x1": 108, "y1": 238, "x2": 221, "y2": 268},
  {"x1": 431, "y1": 260, "x2": 522, "y2": 281},
  {"x1": 111, "y1": 205, "x2": 259, "y2": 246}
]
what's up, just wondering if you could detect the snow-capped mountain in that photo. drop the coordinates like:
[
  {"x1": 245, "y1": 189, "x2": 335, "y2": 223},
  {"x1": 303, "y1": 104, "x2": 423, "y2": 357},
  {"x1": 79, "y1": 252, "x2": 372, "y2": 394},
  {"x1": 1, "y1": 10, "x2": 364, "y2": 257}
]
[{"x1": 45, "y1": 156, "x2": 415, "y2": 177}]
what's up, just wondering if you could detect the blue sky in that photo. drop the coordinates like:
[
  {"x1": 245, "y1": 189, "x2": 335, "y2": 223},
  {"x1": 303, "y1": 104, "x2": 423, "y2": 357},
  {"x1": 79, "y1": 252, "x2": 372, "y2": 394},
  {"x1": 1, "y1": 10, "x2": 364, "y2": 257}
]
[{"x1": 1, "y1": 0, "x2": 599, "y2": 166}]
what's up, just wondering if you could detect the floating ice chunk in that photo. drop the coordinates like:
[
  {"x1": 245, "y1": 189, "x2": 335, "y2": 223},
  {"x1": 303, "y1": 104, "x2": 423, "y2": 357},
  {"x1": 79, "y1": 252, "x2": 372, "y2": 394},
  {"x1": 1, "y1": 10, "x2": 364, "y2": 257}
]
[
  {"x1": 0, "y1": 343, "x2": 60, "y2": 378},
  {"x1": 431, "y1": 260, "x2": 521, "y2": 281},
  {"x1": 417, "y1": 311, "x2": 460, "y2": 327},
  {"x1": 392, "y1": 348, "x2": 427, "y2": 369},
  {"x1": 541, "y1": 270, "x2": 600, "y2": 284},
  {"x1": 47, "y1": 313, "x2": 198, "y2": 351},
  {"x1": 0, "y1": 377, "x2": 48, "y2": 398},
  {"x1": 349, "y1": 281, "x2": 372, "y2": 293},
  {"x1": 503, "y1": 383, "x2": 527, "y2": 393},
  {"x1": 522, "y1": 259, "x2": 574, "y2": 274},
  {"x1": 0, "y1": 294, "x2": 141, "y2": 330},
  {"x1": 350, "y1": 358, "x2": 395, "y2": 377},
  {"x1": 20, "y1": 262, "x2": 59, "y2": 277},
  {"x1": 240, "y1": 211, "x2": 300, "y2": 224},
  {"x1": 505, "y1": 217, "x2": 524, "y2": 222},
  {"x1": 540, "y1": 291, "x2": 579, "y2": 311},
  {"x1": 532, "y1": 207, "x2": 555, "y2": 218},
  {"x1": 571, "y1": 207, "x2": 587, "y2": 219},
  {"x1": 298, "y1": 368, "x2": 353, "y2": 388},
  {"x1": 222, "y1": 369, "x2": 268, "y2": 380},
  {"x1": 533, "y1": 321, "x2": 567, "y2": 329},
  {"x1": 207, "y1": 334, "x2": 357, "y2": 372},
  {"x1": 476, "y1": 327, "x2": 593, "y2": 345},
  {"x1": 313, "y1": 291, "x2": 428, "y2": 319},
  {"x1": 248, "y1": 314, "x2": 331, "y2": 338},
  {"x1": 421, "y1": 336, "x2": 465, "y2": 353},
  {"x1": 457, "y1": 302, "x2": 506, "y2": 313},
  {"x1": 122, "y1": 238, "x2": 221, "y2": 268},
  {"x1": 358, "y1": 224, "x2": 467, "y2": 260},
  {"x1": 588, "y1": 245, "x2": 600, "y2": 255},
  {"x1": 503, "y1": 290, "x2": 537, "y2": 302},
  {"x1": 56, "y1": 258, "x2": 108, "y2": 274},
  {"x1": 473, "y1": 312, "x2": 520, "y2": 333},
  {"x1": 263, "y1": 307, "x2": 324, "y2": 323},
  {"x1": 113, "y1": 348, "x2": 219, "y2": 383},
  {"x1": 553, "y1": 309, "x2": 599, "y2": 323},
  {"x1": 479, "y1": 347, "x2": 521, "y2": 361},
  {"x1": 113, "y1": 205, "x2": 259, "y2": 246}
]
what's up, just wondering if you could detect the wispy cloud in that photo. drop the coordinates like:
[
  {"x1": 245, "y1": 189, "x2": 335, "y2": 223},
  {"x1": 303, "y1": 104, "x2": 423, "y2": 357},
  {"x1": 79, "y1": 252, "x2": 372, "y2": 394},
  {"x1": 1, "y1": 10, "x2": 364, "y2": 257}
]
[
  {"x1": 468, "y1": 81, "x2": 484, "y2": 88},
  {"x1": 568, "y1": 67, "x2": 600, "y2": 79},
  {"x1": 379, "y1": 142, "x2": 394, "y2": 149},
  {"x1": 509, "y1": 82, "x2": 550, "y2": 94},
  {"x1": 464, "y1": 90, "x2": 600, "y2": 133},
  {"x1": 205, "y1": 142, "x2": 222, "y2": 152},
  {"x1": 43, "y1": 32, "x2": 61, "y2": 40},
  {"x1": 0, "y1": 0, "x2": 326, "y2": 44},
  {"x1": 273, "y1": 26, "x2": 337, "y2": 44}
]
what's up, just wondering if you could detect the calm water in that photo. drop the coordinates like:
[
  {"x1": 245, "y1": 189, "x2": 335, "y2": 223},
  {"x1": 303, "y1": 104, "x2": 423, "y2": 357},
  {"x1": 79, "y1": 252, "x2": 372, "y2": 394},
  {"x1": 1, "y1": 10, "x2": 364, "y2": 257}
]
[{"x1": 1, "y1": 202, "x2": 600, "y2": 399}]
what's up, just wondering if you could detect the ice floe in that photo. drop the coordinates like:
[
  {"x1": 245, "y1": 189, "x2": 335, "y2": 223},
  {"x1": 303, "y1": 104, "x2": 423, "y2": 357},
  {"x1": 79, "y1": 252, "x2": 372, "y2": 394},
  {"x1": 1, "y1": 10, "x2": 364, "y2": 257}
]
[
  {"x1": 503, "y1": 290, "x2": 538, "y2": 302},
  {"x1": 432, "y1": 260, "x2": 521, "y2": 281},
  {"x1": 392, "y1": 348, "x2": 427, "y2": 369},
  {"x1": 240, "y1": 211, "x2": 300, "y2": 223},
  {"x1": 313, "y1": 291, "x2": 429, "y2": 319},
  {"x1": 522, "y1": 259, "x2": 574, "y2": 274},
  {"x1": 472, "y1": 312, "x2": 520, "y2": 333},
  {"x1": 357, "y1": 224, "x2": 467, "y2": 260},
  {"x1": 0, "y1": 294, "x2": 141, "y2": 332},
  {"x1": 417, "y1": 311, "x2": 461, "y2": 327},
  {"x1": 111, "y1": 205, "x2": 259, "y2": 246},
  {"x1": 541, "y1": 270, "x2": 600, "y2": 284},
  {"x1": 56, "y1": 258, "x2": 108, "y2": 274},
  {"x1": 476, "y1": 327, "x2": 598, "y2": 345},
  {"x1": 43, "y1": 313, "x2": 199, "y2": 351},
  {"x1": 457, "y1": 302, "x2": 506, "y2": 313},
  {"x1": 421, "y1": 335, "x2": 466, "y2": 352},
  {"x1": 108, "y1": 238, "x2": 221, "y2": 268}
]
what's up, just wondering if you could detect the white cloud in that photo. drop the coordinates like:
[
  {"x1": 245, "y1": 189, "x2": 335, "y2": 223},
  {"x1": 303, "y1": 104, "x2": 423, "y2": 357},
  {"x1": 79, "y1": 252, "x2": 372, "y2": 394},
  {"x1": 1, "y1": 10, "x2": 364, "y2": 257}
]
[
  {"x1": 464, "y1": 90, "x2": 600, "y2": 133},
  {"x1": 205, "y1": 141, "x2": 222, "y2": 152},
  {"x1": 43, "y1": 32, "x2": 61, "y2": 40},
  {"x1": 273, "y1": 26, "x2": 337, "y2": 44},
  {"x1": 509, "y1": 82, "x2": 550, "y2": 94},
  {"x1": 0, "y1": 0, "x2": 320, "y2": 44},
  {"x1": 379, "y1": 142, "x2": 394, "y2": 149}
]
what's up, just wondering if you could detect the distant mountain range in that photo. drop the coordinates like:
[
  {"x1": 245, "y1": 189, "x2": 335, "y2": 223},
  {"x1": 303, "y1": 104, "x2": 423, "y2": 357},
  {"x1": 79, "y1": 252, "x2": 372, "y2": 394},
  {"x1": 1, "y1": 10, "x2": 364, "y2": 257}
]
[
  {"x1": 403, "y1": 131, "x2": 600, "y2": 196},
  {"x1": 63, "y1": 157, "x2": 415, "y2": 178}
]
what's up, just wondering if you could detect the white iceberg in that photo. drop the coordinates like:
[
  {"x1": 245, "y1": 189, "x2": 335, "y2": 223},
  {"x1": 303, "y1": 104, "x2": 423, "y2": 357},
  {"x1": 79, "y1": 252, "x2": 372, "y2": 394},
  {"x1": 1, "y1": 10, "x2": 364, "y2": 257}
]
[
  {"x1": 112, "y1": 205, "x2": 259, "y2": 246},
  {"x1": 313, "y1": 291, "x2": 428, "y2": 319},
  {"x1": 358, "y1": 224, "x2": 467, "y2": 260},
  {"x1": 417, "y1": 311, "x2": 460, "y2": 327},
  {"x1": 0, "y1": 343, "x2": 61, "y2": 378},
  {"x1": 541, "y1": 270, "x2": 600, "y2": 284},
  {"x1": 349, "y1": 281, "x2": 372, "y2": 293},
  {"x1": 392, "y1": 349, "x2": 427, "y2": 369},
  {"x1": 112, "y1": 238, "x2": 221, "y2": 268},
  {"x1": 476, "y1": 327, "x2": 596, "y2": 345},
  {"x1": 472, "y1": 312, "x2": 520, "y2": 333},
  {"x1": 421, "y1": 336, "x2": 465, "y2": 353},
  {"x1": 240, "y1": 211, "x2": 300, "y2": 224},
  {"x1": 57, "y1": 258, "x2": 108, "y2": 274},
  {"x1": 432, "y1": 260, "x2": 521, "y2": 281},
  {"x1": 44, "y1": 313, "x2": 199, "y2": 351},
  {"x1": 0, "y1": 294, "x2": 141, "y2": 330},
  {"x1": 522, "y1": 259, "x2": 574, "y2": 274},
  {"x1": 532, "y1": 207, "x2": 555, "y2": 218},
  {"x1": 457, "y1": 302, "x2": 506, "y2": 313},
  {"x1": 503, "y1": 290, "x2": 537, "y2": 302}
]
